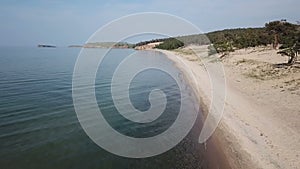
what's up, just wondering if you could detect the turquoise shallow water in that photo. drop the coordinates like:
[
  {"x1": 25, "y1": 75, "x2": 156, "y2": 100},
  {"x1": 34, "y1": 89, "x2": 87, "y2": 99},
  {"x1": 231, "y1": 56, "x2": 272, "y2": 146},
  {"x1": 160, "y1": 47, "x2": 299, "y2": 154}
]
[{"x1": 0, "y1": 47, "x2": 217, "y2": 169}]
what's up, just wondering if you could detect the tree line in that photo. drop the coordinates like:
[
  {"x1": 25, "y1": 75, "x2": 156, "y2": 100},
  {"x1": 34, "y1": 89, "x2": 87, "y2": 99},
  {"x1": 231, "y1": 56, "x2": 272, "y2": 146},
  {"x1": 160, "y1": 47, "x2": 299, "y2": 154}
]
[{"x1": 134, "y1": 20, "x2": 300, "y2": 64}]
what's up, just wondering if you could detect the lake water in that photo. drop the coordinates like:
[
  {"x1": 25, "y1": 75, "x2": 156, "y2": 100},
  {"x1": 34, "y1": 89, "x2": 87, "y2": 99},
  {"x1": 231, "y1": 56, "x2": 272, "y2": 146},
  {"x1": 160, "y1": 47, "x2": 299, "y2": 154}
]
[{"x1": 0, "y1": 47, "x2": 226, "y2": 169}]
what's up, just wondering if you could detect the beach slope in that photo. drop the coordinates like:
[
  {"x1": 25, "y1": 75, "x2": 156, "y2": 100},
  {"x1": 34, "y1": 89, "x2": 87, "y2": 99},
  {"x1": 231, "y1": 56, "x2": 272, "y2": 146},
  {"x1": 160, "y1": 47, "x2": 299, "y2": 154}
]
[{"x1": 158, "y1": 46, "x2": 300, "y2": 169}]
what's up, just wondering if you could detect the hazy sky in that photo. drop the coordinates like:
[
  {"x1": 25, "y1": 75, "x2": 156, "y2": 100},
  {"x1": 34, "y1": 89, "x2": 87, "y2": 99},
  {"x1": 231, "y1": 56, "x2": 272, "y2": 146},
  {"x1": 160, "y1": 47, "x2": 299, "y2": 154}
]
[{"x1": 0, "y1": 0, "x2": 299, "y2": 46}]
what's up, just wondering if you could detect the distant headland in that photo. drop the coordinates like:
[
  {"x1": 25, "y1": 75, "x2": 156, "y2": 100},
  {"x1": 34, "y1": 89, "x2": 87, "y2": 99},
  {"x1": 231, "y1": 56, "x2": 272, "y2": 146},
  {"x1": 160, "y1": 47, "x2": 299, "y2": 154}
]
[{"x1": 68, "y1": 42, "x2": 134, "y2": 49}]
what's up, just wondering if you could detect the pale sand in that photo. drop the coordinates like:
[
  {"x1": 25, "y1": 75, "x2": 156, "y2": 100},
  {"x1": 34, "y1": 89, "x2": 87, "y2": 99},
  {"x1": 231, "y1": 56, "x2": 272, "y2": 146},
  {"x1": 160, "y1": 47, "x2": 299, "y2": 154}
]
[{"x1": 157, "y1": 45, "x2": 300, "y2": 169}]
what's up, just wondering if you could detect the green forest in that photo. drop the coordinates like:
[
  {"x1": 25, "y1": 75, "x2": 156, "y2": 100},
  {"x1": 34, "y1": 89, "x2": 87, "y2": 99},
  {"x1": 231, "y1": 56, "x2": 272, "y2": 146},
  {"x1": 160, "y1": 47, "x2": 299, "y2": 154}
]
[{"x1": 134, "y1": 20, "x2": 300, "y2": 64}]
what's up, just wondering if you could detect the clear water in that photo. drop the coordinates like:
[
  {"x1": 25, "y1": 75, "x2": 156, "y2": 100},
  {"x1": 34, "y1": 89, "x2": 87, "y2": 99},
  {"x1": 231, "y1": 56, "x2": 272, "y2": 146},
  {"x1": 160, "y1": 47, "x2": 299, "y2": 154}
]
[{"x1": 0, "y1": 47, "x2": 218, "y2": 169}]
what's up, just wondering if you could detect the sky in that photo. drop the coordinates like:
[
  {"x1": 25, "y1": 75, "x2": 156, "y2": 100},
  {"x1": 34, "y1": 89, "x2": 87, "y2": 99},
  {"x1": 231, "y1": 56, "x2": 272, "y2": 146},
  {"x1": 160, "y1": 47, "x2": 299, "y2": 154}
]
[{"x1": 0, "y1": 0, "x2": 299, "y2": 46}]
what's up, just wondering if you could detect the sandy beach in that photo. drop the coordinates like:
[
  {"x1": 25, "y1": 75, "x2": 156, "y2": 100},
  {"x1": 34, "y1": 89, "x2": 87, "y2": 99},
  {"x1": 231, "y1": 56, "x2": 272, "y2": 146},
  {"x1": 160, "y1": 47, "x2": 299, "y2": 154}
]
[{"x1": 157, "y1": 45, "x2": 300, "y2": 169}]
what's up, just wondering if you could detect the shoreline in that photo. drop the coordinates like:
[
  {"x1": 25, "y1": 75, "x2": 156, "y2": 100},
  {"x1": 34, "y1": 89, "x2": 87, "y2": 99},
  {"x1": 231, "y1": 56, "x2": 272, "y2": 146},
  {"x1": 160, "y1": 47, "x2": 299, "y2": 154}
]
[
  {"x1": 156, "y1": 46, "x2": 300, "y2": 169},
  {"x1": 155, "y1": 49, "x2": 232, "y2": 168}
]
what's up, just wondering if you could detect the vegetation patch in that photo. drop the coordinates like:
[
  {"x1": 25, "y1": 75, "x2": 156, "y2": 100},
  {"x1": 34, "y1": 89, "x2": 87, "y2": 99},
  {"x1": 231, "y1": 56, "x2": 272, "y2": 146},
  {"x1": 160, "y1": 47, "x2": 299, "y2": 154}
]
[
  {"x1": 245, "y1": 63, "x2": 299, "y2": 80},
  {"x1": 155, "y1": 38, "x2": 184, "y2": 50}
]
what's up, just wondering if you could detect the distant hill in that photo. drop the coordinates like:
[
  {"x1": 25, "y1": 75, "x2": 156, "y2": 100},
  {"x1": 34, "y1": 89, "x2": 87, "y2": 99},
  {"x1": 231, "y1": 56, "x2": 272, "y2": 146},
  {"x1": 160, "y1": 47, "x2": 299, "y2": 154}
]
[
  {"x1": 134, "y1": 20, "x2": 300, "y2": 52},
  {"x1": 83, "y1": 42, "x2": 134, "y2": 48}
]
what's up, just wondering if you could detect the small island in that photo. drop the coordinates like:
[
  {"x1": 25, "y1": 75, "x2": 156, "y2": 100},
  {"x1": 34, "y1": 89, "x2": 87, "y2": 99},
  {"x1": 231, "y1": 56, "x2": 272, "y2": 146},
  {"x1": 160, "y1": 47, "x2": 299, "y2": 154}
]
[{"x1": 38, "y1": 44, "x2": 56, "y2": 48}]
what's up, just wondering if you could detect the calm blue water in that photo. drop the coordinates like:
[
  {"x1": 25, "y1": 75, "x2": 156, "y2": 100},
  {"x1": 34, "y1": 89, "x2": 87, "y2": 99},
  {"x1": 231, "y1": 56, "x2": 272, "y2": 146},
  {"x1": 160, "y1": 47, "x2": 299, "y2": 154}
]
[{"x1": 0, "y1": 47, "x2": 224, "y2": 169}]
